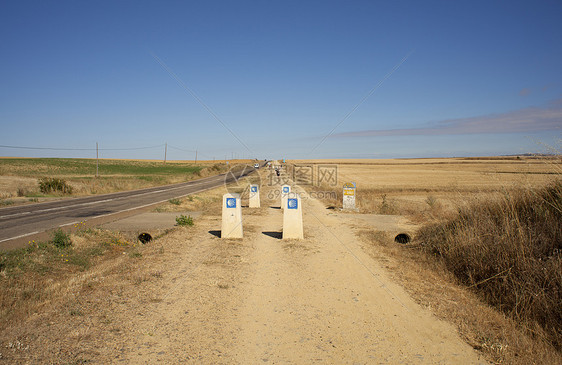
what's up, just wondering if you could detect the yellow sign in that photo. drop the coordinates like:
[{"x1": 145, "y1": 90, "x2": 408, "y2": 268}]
[{"x1": 343, "y1": 182, "x2": 356, "y2": 196}]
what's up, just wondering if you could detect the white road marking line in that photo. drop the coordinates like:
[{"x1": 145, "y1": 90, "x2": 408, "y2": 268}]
[
  {"x1": 0, "y1": 211, "x2": 31, "y2": 219},
  {"x1": 0, "y1": 184, "x2": 206, "y2": 218},
  {"x1": 92, "y1": 185, "x2": 217, "y2": 220},
  {"x1": 0, "y1": 231, "x2": 40, "y2": 243},
  {"x1": 60, "y1": 221, "x2": 80, "y2": 227}
]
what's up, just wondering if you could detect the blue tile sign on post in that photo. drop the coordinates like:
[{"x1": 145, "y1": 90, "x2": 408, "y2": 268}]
[
  {"x1": 288, "y1": 198, "x2": 298, "y2": 209},
  {"x1": 226, "y1": 198, "x2": 236, "y2": 208}
]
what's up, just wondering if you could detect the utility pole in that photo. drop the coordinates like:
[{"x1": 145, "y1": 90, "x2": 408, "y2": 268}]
[
  {"x1": 96, "y1": 142, "x2": 99, "y2": 177},
  {"x1": 195, "y1": 149, "x2": 198, "y2": 164},
  {"x1": 164, "y1": 143, "x2": 167, "y2": 164}
]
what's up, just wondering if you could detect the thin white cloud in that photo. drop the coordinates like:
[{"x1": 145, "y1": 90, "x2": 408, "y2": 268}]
[
  {"x1": 519, "y1": 88, "x2": 531, "y2": 96},
  {"x1": 333, "y1": 102, "x2": 562, "y2": 138}
]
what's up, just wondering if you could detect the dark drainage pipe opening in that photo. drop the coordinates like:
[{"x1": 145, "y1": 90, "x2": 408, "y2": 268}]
[
  {"x1": 138, "y1": 233, "x2": 152, "y2": 244},
  {"x1": 394, "y1": 233, "x2": 411, "y2": 244}
]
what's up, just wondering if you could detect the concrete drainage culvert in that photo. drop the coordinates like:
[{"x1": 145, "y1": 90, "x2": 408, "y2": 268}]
[
  {"x1": 138, "y1": 233, "x2": 152, "y2": 244},
  {"x1": 394, "y1": 233, "x2": 411, "y2": 244}
]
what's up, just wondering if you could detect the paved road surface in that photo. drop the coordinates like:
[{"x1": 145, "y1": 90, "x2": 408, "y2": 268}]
[{"x1": 0, "y1": 163, "x2": 263, "y2": 249}]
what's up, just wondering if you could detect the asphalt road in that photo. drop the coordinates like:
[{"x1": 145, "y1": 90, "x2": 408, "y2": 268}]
[{"x1": 0, "y1": 163, "x2": 263, "y2": 250}]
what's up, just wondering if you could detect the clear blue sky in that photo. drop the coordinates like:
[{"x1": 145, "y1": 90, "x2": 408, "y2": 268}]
[{"x1": 1, "y1": 0, "x2": 561, "y2": 160}]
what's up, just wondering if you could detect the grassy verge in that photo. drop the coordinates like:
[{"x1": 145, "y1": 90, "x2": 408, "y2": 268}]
[{"x1": 0, "y1": 225, "x2": 148, "y2": 330}]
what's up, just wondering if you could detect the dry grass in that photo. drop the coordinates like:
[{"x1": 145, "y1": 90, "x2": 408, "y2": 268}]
[
  {"x1": 291, "y1": 156, "x2": 559, "y2": 218},
  {"x1": 418, "y1": 181, "x2": 562, "y2": 351},
  {"x1": 0, "y1": 225, "x2": 150, "y2": 331},
  {"x1": 359, "y1": 229, "x2": 561, "y2": 364},
  {"x1": 154, "y1": 188, "x2": 226, "y2": 216}
]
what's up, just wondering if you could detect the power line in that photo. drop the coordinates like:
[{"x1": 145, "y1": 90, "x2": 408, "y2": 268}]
[
  {"x1": 0, "y1": 144, "x2": 94, "y2": 151},
  {"x1": 1, "y1": 143, "x2": 220, "y2": 161},
  {"x1": 100, "y1": 144, "x2": 165, "y2": 151},
  {"x1": 167, "y1": 145, "x2": 196, "y2": 153},
  {"x1": 0, "y1": 144, "x2": 165, "y2": 151}
]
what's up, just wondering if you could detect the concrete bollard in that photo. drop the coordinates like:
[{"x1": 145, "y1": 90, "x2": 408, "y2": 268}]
[
  {"x1": 221, "y1": 193, "x2": 243, "y2": 238},
  {"x1": 249, "y1": 184, "x2": 260, "y2": 208},
  {"x1": 283, "y1": 192, "x2": 303, "y2": 239},
  {"x1": 281, "y1": 185, "x2": 291, "y2": 209}
]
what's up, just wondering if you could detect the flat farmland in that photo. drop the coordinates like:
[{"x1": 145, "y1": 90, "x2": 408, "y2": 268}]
[
  {"x1": 292, "y1": 157, "x2": 558, "y2": 191},
  {"x1": 289, "y1": 157, "x2": 560, "y2": 214},
  {"x1": 0, "y1": 158, "x2": 243, "y2": 204}
]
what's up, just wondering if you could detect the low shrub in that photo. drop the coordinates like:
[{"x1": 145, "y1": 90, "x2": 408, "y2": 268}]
[
  {"x1": 38, "y1": 177, "x2": 73, "y2": 194},
  {"x1": 51, "y1": 228, "x2": 72, "y2": 248},
  {"x1": 175, "y1": 214, "x2": 194, "y2": 226}
]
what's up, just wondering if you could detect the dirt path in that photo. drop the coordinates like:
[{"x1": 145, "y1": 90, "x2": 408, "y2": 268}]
[
  {"x1": 229, "y1": 181, "x2": 483, "y2": 363},
  {"x1": 1, "y1": 172, "x2": 486, "y2": 364}
]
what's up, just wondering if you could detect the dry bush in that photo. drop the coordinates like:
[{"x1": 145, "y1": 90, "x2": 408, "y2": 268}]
[
  {"x1": 418, "y1": 180, "x2": 562, "y2": 350},
  {"x1": 38, "y1": 177, "x2": 73, "y2": 194}
]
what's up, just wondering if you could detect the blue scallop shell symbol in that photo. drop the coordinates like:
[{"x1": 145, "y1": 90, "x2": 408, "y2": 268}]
[
  {"x1": 283, "y1": 187, "x2": 289, "y2": 193},
  {"x1": 251, "y1": 186, "x2": 257, "y2": 192},
  {"x1": 288, "y1": 198, "x2": 298, "y2": 209},
  {"x1": 226, "y1": 198, "x2": 236, "y2": 208}
]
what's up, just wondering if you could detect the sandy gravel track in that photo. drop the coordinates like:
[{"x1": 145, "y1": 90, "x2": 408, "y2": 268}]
[{"x1": 0, "y1": 172, "x2": 486, "y2": 364}]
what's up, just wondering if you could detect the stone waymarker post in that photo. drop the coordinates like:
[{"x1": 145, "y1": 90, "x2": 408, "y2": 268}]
[
  {"x1": 283, "y1": 193, "x2": 303, "y2": 239},
  {"x1": 221, "y1": 193, "x2": 243, "y2": 238},
  {"x1": 343, "y1": 182, "x2": 357, "y2": 210},
  {"x1": 281, "y1": 185, "x2": 291, "y2": 209},
  {"x1": 249, "y1": 184, "x2": 260, "y2": 208}
]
